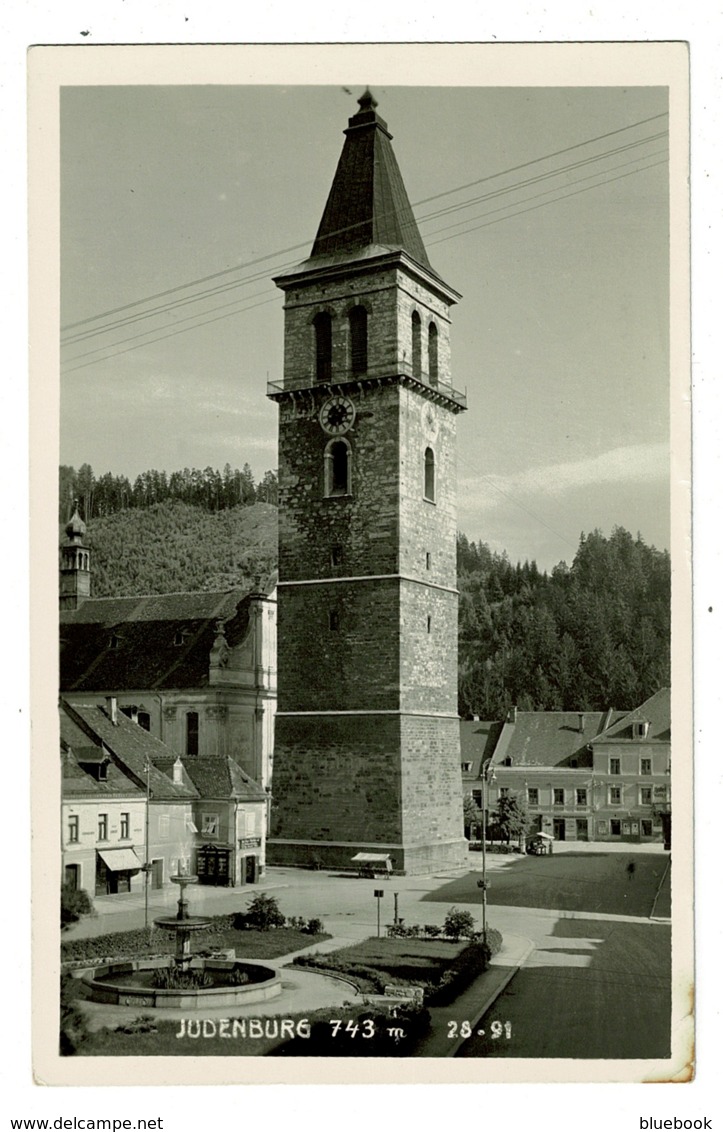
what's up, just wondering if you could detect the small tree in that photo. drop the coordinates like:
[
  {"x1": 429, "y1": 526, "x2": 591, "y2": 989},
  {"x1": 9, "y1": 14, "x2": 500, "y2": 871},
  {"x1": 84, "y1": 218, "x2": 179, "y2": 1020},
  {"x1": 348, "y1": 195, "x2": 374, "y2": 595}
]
[
  {"x1": 463, "y1": 793, "x2": 480, "y2": 838},
  {"x1": 443, "y1": 907, "x2": 476, "y2": 941},
  {"x1": 244, "y1": 893, "x2": 285, "y2": 930},
  {"x1": 61, "y1": 884, "x2": 94, "y2": 929},
  {"x1": 494, "y1": 795, "x2": 529, "y2": 847}
]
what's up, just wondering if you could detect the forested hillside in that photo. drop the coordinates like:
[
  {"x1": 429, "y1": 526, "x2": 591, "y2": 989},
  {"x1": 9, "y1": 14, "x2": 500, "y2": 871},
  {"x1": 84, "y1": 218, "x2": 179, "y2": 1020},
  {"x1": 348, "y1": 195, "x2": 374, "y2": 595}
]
[
  {"x1": 77, "y1": 500, "x2": 278, "y2": 597},
  {"x1": 457, "y1": 527, "x2": 670, "y2": 717},
  {"x1": 61, "y1": 466, "x2": 670, "y2": 715}
]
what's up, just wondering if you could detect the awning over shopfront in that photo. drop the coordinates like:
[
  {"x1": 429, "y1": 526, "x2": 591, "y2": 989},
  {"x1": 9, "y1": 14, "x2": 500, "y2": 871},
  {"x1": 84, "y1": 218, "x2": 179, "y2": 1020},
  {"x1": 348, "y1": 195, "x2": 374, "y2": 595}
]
[{"x1": 97, "y1": 847, "x2": 142, "y2": 871}]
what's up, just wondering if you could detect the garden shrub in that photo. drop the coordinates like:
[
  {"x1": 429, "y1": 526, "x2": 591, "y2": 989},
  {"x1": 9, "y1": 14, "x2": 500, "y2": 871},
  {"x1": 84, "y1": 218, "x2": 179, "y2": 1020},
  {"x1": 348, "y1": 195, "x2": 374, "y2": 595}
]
[
  {"x1": 304, "y1": 917, "x2": 324, "y2": 935},
  {"x1": 59, "y1": 974, "x2": 89, "y2": 1055},
  {"x1": 426, "y1": 941, "x2": 492, "y2": 1006},
  {"x1": 61, "y1": 884, "x2": 95, "y2": 928},
  {"x1": 237, "y1": 893, "x2": 285, "y2": 931},
  {"x1": 442, "y1": 907, "x2": 477, "y2": 941}
]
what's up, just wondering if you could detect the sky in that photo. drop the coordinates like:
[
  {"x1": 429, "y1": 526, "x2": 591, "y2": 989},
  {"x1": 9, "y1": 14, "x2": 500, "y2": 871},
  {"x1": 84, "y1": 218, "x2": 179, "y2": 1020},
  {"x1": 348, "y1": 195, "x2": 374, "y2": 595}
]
[{"x1": 60, "y1": 82, "x2": 670, "y2": 572}]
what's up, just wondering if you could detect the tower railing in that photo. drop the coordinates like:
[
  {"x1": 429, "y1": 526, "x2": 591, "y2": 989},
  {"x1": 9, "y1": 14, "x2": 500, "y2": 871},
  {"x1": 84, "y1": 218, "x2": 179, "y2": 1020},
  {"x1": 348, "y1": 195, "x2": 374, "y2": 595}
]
[{"x1": 266, "y1": 361, "x2": 467, "y2": 409}]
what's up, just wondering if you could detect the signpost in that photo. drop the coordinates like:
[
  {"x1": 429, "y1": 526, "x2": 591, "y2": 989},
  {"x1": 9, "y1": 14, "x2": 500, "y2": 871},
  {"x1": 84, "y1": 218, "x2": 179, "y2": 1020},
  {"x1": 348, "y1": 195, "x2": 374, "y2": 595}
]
[{"x1": 374, "y1": 889, "x2": 384, "y2": 937}]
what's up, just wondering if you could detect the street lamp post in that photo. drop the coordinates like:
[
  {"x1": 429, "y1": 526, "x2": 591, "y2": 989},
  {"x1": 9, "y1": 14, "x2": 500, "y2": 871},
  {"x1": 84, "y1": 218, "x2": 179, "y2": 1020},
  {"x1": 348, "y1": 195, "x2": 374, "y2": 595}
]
[
  {"x1": 479, "y1": 760, "x2": 496, "y2": 945},
  {"x1": 143, "y1": 757, "x2": 151, "y2": 932}
]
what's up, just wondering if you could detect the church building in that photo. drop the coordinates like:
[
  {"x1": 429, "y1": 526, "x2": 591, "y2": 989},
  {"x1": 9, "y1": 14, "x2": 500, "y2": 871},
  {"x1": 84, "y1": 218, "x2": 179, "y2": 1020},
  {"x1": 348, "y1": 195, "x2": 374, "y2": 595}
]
[{"x1": 266, "y1": 91, "x2": 468, "y2": 874}]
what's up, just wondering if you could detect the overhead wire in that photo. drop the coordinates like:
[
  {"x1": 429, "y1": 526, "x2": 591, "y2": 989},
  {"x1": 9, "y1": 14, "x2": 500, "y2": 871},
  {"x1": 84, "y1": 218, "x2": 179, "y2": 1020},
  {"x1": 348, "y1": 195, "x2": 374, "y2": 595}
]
[
  {"x1": 60, "y1": 111, "x2": 668, "y2": 337},
  {"x1": 61, "y1": 148, "x2": 667, "y2": 373}
]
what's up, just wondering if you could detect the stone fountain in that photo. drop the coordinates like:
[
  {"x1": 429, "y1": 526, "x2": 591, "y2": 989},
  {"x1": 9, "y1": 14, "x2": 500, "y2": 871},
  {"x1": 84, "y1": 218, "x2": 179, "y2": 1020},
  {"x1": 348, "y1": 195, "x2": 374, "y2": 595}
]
[
  {"x1": 79, "y1": 872, "x2": 282, "y2": 1009},
  {"x1": 153, "y1": 873, "x2": 211, "y2": 972}
]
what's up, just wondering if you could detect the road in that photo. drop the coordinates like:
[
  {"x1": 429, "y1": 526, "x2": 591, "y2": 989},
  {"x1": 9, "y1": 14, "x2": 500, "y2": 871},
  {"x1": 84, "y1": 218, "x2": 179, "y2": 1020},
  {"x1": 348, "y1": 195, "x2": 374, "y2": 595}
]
[{"x1": 457, "y1": 915, "x2": 671, "y2": 1059}]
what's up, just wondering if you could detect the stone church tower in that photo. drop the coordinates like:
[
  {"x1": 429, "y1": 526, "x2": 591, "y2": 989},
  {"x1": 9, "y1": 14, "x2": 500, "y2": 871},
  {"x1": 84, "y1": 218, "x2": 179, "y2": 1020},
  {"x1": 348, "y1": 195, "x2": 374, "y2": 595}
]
[
  {"x1": 266, "y1": 91, "x2": 468, "y2": 873},
  {"x1": 59, "y1": 502, "x2": 91, "y2": 611}
]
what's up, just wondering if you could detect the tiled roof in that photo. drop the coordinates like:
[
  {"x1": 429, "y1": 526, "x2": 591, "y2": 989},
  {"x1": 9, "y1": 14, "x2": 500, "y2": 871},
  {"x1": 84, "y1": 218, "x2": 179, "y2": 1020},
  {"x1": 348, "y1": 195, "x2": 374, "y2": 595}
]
[
  {"x1": 59, "y1": 588, "x2": 251, "y2": 692},
  {"x1": 153, "y1": 756, "x2": 266, "y2": 802},
  {"x1": 592, "y1": 688, "x2": 671, "y2": 743},
  {"x1": 459, "y1": 720, "x2": 504, "y2": 777},
  {"x1": 62, "y1": 700, "x2": 198, "y2": 800},
  {"x1": 308, "y1": 90, "x2": 433, "y2": 272}
]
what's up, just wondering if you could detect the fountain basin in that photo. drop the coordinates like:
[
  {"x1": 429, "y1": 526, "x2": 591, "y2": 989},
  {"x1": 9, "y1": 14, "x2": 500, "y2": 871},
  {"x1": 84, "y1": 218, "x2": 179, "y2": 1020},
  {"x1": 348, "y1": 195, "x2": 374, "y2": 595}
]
[{"x1": 82, "y1": 958, "x2": 282, "y2": 1009}]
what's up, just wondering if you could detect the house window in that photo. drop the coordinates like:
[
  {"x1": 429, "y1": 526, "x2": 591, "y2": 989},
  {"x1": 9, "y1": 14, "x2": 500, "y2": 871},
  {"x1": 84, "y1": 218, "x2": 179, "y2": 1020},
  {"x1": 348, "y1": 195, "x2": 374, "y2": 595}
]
[
  {"x1": 553, "y1": 788, "x2": 565, "y2": 806},
  {"x1": 641, "y1": 820, "x2": 653, "y2": 837},
  {"x1": 609, "y1": 758, "x2": 621, "y2": 775},
  {"x1": 202, "y1": 813, "x2": 220, "y2": 837},
  {"x1": 610, "y1": 819, "x2": 622, "y2": 836},
  {"x1": 68, "y1": 815, "x2": 79, "y2": 843},
  {"x1": 186, "y1": 711, "x2": 199, "y2": 756},
  {"x1": 137, "y1": 711, "x2": 151, "y2": 732},
  {"x1": 329, "y1": 610, "x2": 340, "y2": 631},
  {"x1": 499, "y1": 787, "x2": 509, "y2": 800},
  {"x1": 528, "y1": 788, "x2": 539, "y2": 806},
  {"x1": 313, "y1": 312, "x2": 332, "y2": 382},
  {"x1": 597, "y1": 820, "x2": 607, "y2": 835},
  {"x1": 411, "y1": 311, "x2": 422, "y2": 378},
  {"x1": 424, "y1": 447, "x2": 435, "y2": 502},
  {"x1": 324, "y1": 438, "x2": 351, "y2": 497},
  {"x1": 461, "y1": 762, "x2": 472, "y2": 773},
  {"x1": 472, "y1": 790, "x2": 483, "y2": 808},
  {"x1": 428, "y1": 322, "x2": 438, "y2": 385},
  {"x1": 331, "y1": 544, "x2": 343, "y2": 567},
  {"x1": 158, "y1": 814, "x2": 170, "y2": 840},
  {"x1": 609, "y1": 786, "x2": 622, "y2": 805},
  {"x1": 120, "y1": 812, "x2": 130, "y2": 839},
  {"x1": 349, "y1": 305, "x2": 368, "y2": 375},
  {"x1": 576, "y1": 788, "x2": 588, "y2": 806},
  {"x1": 640, "y1": 757, "x2": 652, "y2": 776},
  {"x1": 98, "y1": 813, "x2": 108, "y2": 841},
  {"x1": 639, "y1": 786, "x2": 653, "y2": 806}
]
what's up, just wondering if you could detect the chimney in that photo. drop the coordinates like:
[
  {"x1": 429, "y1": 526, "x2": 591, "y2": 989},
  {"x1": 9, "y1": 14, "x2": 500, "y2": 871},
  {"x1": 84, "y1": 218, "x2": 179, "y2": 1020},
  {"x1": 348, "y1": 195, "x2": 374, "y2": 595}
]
[
  {"x1": 106, "y1": 696, "x2": 118, "y2": 725},
  {"x1": 507, "y1": 705, "x2": 517, "y2": 724},
  {"x1": 578, "y1": 712, "x2": 585, "y2": 733},
  {"x1": 173, "y1": 756, "x2": 184, "y2": 785}
]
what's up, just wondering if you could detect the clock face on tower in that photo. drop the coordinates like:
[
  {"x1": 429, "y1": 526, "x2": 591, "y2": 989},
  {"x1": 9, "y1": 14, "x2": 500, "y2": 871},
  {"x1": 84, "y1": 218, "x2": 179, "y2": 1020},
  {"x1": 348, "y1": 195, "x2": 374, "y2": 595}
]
[{"x1": 319, "y1": 395, "x2": 356, "y2": 435}]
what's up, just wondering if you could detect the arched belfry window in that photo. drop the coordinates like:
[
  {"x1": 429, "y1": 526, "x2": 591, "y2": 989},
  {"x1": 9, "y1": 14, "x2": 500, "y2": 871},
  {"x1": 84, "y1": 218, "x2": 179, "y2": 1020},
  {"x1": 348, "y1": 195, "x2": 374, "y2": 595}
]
[
  {"x1": 349, "y1": 305, "x2": 368, "y2": 375},
  {"x1": 428, "y1": 323, "x2": 439, "y2": 386},
  {"x1": 411, "y1": 311, "x2": 422, "y2": 378},
  {"x1": 313, "y1": 312, "x2": 332, "y2": 382},
  {"x1": 324, "y1": 438, "x2": 352, "y2": 497},
  {"x1": 424, "y1": 447, "x2": 436, "y2": 502}
]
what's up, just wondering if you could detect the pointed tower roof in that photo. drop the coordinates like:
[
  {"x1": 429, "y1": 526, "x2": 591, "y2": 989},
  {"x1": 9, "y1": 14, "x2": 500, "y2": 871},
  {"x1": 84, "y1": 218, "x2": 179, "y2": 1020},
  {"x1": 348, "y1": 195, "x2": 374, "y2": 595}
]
[
  {"x1": 309, "y1": 89, "x2": 432, "y2": 271},
  {"x1": 64, "y1": 501, "x2": 86, "y2": 543}
]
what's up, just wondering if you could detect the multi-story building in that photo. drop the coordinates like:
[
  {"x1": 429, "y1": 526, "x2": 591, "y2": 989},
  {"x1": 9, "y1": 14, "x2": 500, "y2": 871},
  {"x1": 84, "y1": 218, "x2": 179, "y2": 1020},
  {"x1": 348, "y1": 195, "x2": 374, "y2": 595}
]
[
  {"x1": 461, "y1": 689, "x2": 671, "y2": 845},
  {"x1": 59, "y1": 507, "x2": 277, "y2": 792},
  {"x1": 266, "y1": 90, "x2": 468, "y2": 873}
]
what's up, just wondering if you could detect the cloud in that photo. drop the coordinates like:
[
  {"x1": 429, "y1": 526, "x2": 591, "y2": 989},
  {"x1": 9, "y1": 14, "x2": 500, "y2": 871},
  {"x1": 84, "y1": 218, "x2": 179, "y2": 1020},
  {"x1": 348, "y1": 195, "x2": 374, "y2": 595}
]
[{"x1": 460, "y1": 441, "x2": 668, "y2": 512}]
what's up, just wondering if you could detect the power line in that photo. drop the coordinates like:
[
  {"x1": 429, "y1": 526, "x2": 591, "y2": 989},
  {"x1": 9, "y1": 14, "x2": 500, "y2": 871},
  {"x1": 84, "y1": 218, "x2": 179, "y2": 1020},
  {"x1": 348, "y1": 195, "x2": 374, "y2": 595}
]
[
  {"x1": 61, "y1": 153, "x2": 666, "y2": 373},
  {"x1": 63, "y1": 129, "x2": 669, "y2": 348},
  {"x1": 60, "y1": 111, "x2": 668, "y2": 334}
]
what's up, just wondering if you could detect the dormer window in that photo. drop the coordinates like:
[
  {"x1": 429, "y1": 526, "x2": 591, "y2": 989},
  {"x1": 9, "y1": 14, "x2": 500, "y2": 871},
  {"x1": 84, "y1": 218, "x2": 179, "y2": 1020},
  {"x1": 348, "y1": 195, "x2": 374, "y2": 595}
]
[
  {"x1": 461, "y1": 762, "x2": 472, "y2": 773},
  {"x1": 174, "y1": 630, "x2": 190, "y2": 647},
  {"x1": 633, "y1": 721, "x2": 650, "y2": 740},
  {"x1": 108, "y1": 634, "x2": 121, "y2": 649}
]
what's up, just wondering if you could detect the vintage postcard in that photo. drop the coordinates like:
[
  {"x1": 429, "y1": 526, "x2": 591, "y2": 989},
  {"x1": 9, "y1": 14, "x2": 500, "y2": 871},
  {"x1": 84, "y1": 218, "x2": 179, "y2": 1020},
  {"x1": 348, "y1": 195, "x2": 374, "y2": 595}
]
[{"x1": 29, "y1": 41, "x2": 691, "y2": 1086}]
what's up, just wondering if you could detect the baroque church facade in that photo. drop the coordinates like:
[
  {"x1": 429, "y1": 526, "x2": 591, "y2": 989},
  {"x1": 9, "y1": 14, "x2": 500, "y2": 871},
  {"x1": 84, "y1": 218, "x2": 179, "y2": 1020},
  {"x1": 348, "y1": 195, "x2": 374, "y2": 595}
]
[{"x1": 266, "y1": 91, "x2": 468, "y2": 873}]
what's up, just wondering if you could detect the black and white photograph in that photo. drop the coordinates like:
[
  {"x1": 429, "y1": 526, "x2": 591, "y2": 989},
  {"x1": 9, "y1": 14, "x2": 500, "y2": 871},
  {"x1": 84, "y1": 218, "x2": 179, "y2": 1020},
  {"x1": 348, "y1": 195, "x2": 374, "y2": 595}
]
[{"x1": 28, "y1": 42, "x2": 693, "y2": 1088}]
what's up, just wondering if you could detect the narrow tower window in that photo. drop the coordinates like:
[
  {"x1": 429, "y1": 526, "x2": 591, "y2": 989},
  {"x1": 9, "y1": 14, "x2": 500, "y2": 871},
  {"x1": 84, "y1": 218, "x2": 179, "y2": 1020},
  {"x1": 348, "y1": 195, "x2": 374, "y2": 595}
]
[
  {"x1": 411, "y1": 311, "x2": 422, "y2": 378},
  {"x1": 186, "y1": 711, "x2": 199, "y2": 756},
  {"x1": 428, "y1": 323, "x2": 438, "y2": 386},
  {"x1": 349, "y1": 305, "x2": 368, "y2": 375},
  {"x1": 424, "y1": 447, "x2": 436, "y2": 502},
  {"x1": 324, "y1": 438, "x2": 352, "y2": 497},
  {"x1": 331, "y1": 544, "x2": 343, "y2": 567},
  {"x1": 329, "y1": 610, "x2": 340, "y2": 631},
  {"x1": 313, "y1": 312, "x2": 332, "y2": 382}
]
